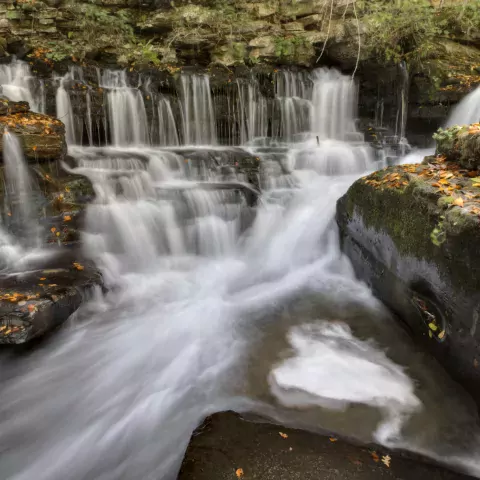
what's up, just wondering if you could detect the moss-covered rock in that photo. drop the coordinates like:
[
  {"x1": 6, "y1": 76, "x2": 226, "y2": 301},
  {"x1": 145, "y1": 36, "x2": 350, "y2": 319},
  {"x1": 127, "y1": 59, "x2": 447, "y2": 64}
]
[
  {"x1": 434, "y1": 124, "x2": 480, "y2": 170},
  {"x1": 336, "y1": 158, "x2": 480, "y2": 403}
]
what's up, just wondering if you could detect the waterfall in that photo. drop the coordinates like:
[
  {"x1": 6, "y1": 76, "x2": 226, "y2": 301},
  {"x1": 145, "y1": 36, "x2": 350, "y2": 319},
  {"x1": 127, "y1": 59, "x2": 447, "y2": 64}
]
[
  {"x1": 311, "y1": 68, "x2": 360, "y2": 141},
  {"x1": 2, "y1": 131, "x2": 41, "y2": 247},
  {"x1": 56, "y1": 72, "x2": 77, "y2": 145},
  {"x1": 446, "y1": 85, "x2": 480, "y2": 127},
  {"x1": 0, "y1": 58, "x2": 45, "y2": 112},
  {"x1": 158, "y1": 97, "x2": 180, "y2": 146},
  {"x1": 274, "y1": 70, "x2": 312, "y2": 141},
  {"x1": 179, "y1": 73, "x2": 217, "y2": 145},
  {"x1": 101, "y1": 70, "x2": 149, "y2": 146}
]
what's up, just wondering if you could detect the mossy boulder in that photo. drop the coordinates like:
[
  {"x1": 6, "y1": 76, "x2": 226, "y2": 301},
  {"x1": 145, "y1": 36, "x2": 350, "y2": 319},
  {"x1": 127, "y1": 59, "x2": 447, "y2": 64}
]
[
  {"x1": 336, "y1": 159, "x2": 480, "y2": 403},
  {"x1": 0, "y1": 99, "x2": 66, "y2": 162},
  {"x1": 434, "y1": 124, "x2": 480, "y2": 170}
]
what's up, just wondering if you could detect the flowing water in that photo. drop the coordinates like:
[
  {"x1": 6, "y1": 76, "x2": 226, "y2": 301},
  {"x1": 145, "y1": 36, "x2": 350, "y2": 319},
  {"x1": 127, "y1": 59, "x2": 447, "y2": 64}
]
[{"x1": 1, "y1": 65, "x2": 480, "y2": 480}]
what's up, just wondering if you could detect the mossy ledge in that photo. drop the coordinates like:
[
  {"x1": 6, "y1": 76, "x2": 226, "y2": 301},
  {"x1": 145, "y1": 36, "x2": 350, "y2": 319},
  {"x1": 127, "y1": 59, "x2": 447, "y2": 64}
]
[{"x1": 336, "y1": 157, "x2": 480, "y2": 403}]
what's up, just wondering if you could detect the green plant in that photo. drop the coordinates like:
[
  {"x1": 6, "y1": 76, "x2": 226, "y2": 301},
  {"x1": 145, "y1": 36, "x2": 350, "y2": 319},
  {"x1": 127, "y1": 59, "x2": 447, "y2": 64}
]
[
  {"x1": 274, "y1": 36, "x2": 307, "y2": 58},
  {"x1": 430, "y1": 216, "x2": 446, "y2": 246}
]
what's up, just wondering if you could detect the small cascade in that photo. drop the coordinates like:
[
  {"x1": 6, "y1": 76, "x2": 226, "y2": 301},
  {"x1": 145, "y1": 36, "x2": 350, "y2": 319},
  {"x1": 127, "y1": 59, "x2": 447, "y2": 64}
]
[
  {"x1": 100, "y1": 70, "x2": 149, "y2": 146},
  {"x1": 394, "y1": 61, "x2": 409, "y2": 155},
  {"x1": 0, "y1": 58, "x2": 45, "y2": 112},
  {"x1": 179, "y1": 73, "x2": 217, "y2": 145},
  {"x1": 311, "y1": 68, "x2": 360, "y2": 142},
  {"x1": 56, "y1": 72, "x2": 77, "y2": 145},
  {"x1": 2, "y1": 132, "x2": 41, "y2": 247},
  {"x1": 158, "y1": 96, "x2": 180, "y2": 146},
  {"x1": 273, "y1": 70, "x2": 312, "y2": 141},
  {"x1": 446, "y1": 85, "x2": 480, "y2": 127},
  {"x1": 236, "y1": 79, "x2": 268, "y2": 144}
]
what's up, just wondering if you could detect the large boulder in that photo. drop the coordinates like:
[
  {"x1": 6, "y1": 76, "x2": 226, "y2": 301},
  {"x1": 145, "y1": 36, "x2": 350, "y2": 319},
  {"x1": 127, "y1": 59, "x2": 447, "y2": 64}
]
[
  {"x1": 336, "y1": 156, "x2": 480, "y2": 402},
  {"x1": 0, "y1": 98, "x2": 66, "y2": 161}
]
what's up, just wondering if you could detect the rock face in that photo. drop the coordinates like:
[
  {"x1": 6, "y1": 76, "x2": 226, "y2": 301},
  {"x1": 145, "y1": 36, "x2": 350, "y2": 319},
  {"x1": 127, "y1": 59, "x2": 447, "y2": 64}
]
[
  {"x1": 336, "y1": 155, "x2": 480, "y2": 402},
  {"x1": 179, "y1": 412, "x2": 472, "y2": 480},
  {"x1": 0, "y1": 97, "x2": 66, "y2": 161},
  {"x1": 0, "y1": 259, "x2": 101, "y2": 344}
]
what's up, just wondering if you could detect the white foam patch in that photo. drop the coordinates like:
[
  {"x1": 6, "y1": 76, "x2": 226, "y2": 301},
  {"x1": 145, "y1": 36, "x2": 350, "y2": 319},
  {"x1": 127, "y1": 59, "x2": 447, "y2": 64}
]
[{"x1": 269, "y1": 322, "x2": 422, "y2": 444}]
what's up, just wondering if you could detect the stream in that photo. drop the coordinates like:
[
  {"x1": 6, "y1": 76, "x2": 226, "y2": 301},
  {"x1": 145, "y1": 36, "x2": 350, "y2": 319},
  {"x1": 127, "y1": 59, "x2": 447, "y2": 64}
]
[{"x1": 0, "y1": 63, "x2": 480, "y2": 480}]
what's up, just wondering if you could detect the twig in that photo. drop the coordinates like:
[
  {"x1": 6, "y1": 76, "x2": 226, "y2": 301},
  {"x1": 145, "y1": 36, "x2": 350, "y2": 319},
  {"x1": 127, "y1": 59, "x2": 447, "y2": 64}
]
[
  {"x1": 351, "y1": 0, "x2": 361, "y2": 79},
  {"x1": 316, "y1": 0, "x2": 334, "y2": 64}
]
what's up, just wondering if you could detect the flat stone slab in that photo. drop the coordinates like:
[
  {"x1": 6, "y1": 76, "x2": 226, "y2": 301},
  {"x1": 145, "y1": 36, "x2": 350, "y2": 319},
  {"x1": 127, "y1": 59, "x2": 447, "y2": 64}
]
[
  {"x1": 179, "y1": 412, "x2": 475, "y2": 480},
  {"x1": 0, "y1": 257, "x2": 101, "y2": 344}
]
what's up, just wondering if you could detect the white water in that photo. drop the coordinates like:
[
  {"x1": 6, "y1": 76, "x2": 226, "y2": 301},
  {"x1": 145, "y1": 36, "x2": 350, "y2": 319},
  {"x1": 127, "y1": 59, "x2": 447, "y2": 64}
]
[
  {"x1": 1, "y1": 67, "x2": 480, "y2": 480},
  {"x1": 401, "y1": 83, "x2": 480, "y2": 164},
  {"x1": 179, "y1": 74, "x2": 217, "y2": 145},
  {"x1": 101, "y1": 70, "x2": 149, "y2": 146},
  {"x1": 0, "y1": 58, "x2": 45, "y2": 113}
]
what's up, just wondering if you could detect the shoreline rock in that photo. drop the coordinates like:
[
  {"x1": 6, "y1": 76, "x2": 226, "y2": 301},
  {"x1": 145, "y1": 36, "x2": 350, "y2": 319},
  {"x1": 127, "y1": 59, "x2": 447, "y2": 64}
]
[{"x1": 336, "y1": 154, "x2": 480, "y2": 403}]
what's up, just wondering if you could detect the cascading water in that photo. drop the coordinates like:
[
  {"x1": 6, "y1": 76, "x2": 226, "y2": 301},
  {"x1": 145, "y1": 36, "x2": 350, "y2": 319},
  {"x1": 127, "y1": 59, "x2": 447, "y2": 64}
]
[
  {"x1": 179, "y1": 73, "x2": 217, "y2": 145},
  {"x1": 0, "y1": 58, "x2": 45, "y2": 112},
  {"x1": 401, "y1": 83, "x2": 480, "y2": 164},
  {"x1": 2, "y1": 65, "x2": 480, "y2": 480},
  {"x1": 56, "y1": 71, "x2": 77, "y2": 145},
  {"x1": 101, "y1": 70, "x2": 149, "y2": 146}
]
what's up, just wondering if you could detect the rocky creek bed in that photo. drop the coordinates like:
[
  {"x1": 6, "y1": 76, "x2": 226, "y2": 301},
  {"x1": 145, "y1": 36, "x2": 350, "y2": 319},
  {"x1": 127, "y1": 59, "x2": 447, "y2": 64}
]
[{"x1": 179, "y1": 412, "x2": 475, "y2": 480}]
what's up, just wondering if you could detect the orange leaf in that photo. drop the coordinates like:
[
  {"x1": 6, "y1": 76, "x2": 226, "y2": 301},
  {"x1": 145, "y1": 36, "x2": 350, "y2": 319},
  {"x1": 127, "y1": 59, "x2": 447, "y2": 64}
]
[
  {"x1": 453, "y1": 197, "x2": 464, "y2": 207},
  {"x1": 279, "y1": 432, "x2": 288, "y2": 439},
  {"x1": 63, "y1": 215, "x2": 72, "y2": 222},
  {"x1": 32, "y1": 146, "x2": 37, "y2": 151},
  {"x1": 371, "y1": 451, "x2": 380, "y2": 463},
  {"x1": 235, "y1": 468, "x2": 244, "y2": 478},
  {"x1": 329, "y1": 437, "x2": 338, "y2": 442},
  {"x1": 51, "y1": 227, "x2": 56, "y2": 233}
]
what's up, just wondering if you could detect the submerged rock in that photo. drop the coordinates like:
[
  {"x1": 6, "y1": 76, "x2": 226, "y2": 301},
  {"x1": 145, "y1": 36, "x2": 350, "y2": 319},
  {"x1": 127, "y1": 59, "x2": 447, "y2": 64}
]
[{"x1": 336, "y1": 156, "x2": 480, "y2": 402}]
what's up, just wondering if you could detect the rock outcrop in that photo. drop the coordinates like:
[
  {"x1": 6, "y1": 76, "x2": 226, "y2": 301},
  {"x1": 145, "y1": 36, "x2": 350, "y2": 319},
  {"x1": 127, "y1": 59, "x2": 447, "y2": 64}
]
[
  {"x1": 336, "y1": 132, "x2": 480, "y2": 401},
  {"x1": 0, "y1": 97, "x2": 66, "y2": 161}
]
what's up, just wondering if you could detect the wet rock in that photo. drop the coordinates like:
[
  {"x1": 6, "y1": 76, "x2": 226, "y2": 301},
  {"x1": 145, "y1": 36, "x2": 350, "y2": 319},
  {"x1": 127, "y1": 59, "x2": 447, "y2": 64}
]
[
  {"x1": 0, "y1": 260, "x2": 102, "y2": 344},
  {"x1": 0, "y1": 99, "x2": 66, "y2": 161},
  {"x1": 179, "y1": 412, "x2": 472, "y2": 480},
  {"x1": 435, "y1": 125, "x2": 480, "y2": 170},
  {"x1": 336, "y1": 159, "x2": 480, "y2": 403}
]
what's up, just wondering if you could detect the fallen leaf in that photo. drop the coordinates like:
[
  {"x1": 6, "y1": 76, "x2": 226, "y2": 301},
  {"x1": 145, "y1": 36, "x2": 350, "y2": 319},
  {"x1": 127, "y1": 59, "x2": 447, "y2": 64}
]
[
  {"x1": 371, "y1": 451, "x2": 380, "y2": 463},
  {"x1": 453, "y1": 197, "x2": 464, "y2": 207},
  {"x1": 279, "y1": 432, "x2": 288, "y2": 439},
  {"x1": 438, "y1": 330, "x2": 446, "y2": 339},
  {"x1": 32, "y1": 146, "x2": 37, "y2": 151},
  {"x1": 428, "y1": 322, "x2": 438, "y2": 331},
  {"x1": 17, "y1": 300, "x2": 26, "y2": 306},
  {"x1": 56, "y1": 232, "x2": 61, "y2": 237},
  {"x1": 329, "y1": 437, "x2": 338, "y2": 442},
  {"x1": 48, "y1": 284, "x2": 58, "y2": 287},
  {"x1": 51, "y1": 227, "x2": 56, "y2": 233},
  {"x1": 382, "y1": 455, "x2": 391, "y2": 467},
  {"x1": 40, "y1": 277, "x2": 46, "y2": 281},
  {"x1": 429, "y1": 330, "x2": 433, "y2": 338},
  {"x1": 235, "y1": 468, "x2": 244, "y2": 478},
  {"x1": 64, "y1": 215, "x2": 72, "y2": 222}
]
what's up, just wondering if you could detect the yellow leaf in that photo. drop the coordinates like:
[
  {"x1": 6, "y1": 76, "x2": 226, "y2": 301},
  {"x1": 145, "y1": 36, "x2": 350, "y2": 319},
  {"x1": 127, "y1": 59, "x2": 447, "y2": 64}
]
[
  {"x1": 32, "y1": 146, "x2": 37, "y2": 151},
  {"x1": 429, "y1": 322, "x2": 438, "y2": 331},
  {"x1": 64, "y1": 215, "x2": 72, "y2": 222},
  {"x1": 453, "y1": 197, "x2": 464, "y2": 207},
  {"x1": 235, "y1": 468, "x2": 244, "y2": 478},
  {"x1": 48, "y1": 284, "x2": 58, "y2": 287},
  {"x1": 438, "y1": 330, "x2": 445, "y2": 339},
  {"x1": 429, "y1": 330, "x2": 433, "y2": 338},
  {"x1": 329, "y1": 437, "x2": 338, "y2": 442},
  {"x1": 56, "y1": 232, "x2": 61, "y2": 237},
  {"x1": 279, "y1": 432, "x2": 288, "y2": 439},
  {"x1": 381, "y1": 455, "x2": 391, "y2": 468},
  {"x1": 40, "y1": 277, "x2": 46, "y2": 280}
]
